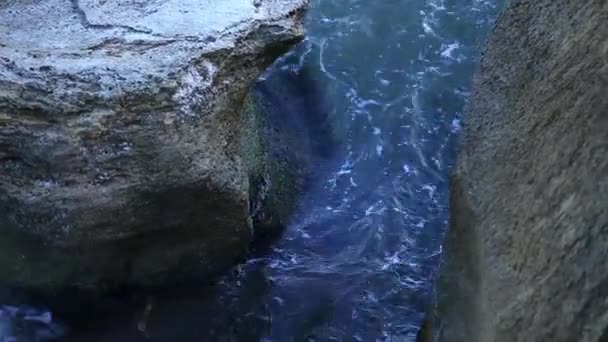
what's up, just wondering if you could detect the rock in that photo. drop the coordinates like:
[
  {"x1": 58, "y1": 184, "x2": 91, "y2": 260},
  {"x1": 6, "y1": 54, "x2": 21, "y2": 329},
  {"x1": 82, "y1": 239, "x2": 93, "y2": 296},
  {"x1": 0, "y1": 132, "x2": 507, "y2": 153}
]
[
  {"x1": 244, "y1": 58, "x2": 339, "y2": 235},
  {"x1": 0, "y1": 0, "x2": 308, "y2": 292},
  {"x1": 423, "y1": 0, "x2": 608, "y2": 341}
]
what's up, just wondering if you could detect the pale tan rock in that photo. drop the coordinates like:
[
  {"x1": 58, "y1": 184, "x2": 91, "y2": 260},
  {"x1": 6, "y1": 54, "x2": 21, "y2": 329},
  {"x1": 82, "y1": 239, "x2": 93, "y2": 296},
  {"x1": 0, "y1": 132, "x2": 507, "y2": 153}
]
[{"x1": 0, "y1": 0, "x2": 308, "y2": 291}]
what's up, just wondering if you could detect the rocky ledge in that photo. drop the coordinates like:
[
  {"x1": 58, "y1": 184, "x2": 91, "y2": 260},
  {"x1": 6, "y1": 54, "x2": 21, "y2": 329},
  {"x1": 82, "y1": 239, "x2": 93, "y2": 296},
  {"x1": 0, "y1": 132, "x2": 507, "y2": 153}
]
[{"x1": 0, "y1": 0, "x2": 308, "y2": 292}]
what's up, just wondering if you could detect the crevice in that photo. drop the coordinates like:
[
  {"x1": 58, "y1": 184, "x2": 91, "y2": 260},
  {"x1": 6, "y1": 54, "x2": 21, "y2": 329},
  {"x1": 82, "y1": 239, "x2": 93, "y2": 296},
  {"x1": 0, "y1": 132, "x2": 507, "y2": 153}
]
[
  {"x1": 83, "y1": 38, "x2": 179, "y2": 53},
  {"x1": 69, "y1": 0, "x2": 153, "y2": 35},
  {"x1": 599, "y1": 325, "x2": 608, "y2": 342}
]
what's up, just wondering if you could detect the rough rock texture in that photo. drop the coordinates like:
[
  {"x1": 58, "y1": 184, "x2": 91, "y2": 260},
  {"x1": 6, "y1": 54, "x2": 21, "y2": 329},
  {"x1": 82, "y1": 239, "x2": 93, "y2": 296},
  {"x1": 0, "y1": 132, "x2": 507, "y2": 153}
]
[
  {"x1": 423, "y1": 0, "x2": 608, "y2": 341},
  {"x1": 0, "y1": 0, "x2": 308, "y2": 291},
  {"x1": 244, "y1": 60, "x2": 338, "y2": 235}
]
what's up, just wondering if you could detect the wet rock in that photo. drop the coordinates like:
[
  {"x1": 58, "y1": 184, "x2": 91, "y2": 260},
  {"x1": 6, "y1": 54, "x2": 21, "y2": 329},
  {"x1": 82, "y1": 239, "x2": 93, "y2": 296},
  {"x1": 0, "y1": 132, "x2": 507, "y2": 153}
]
[
  {"x1": 244, "y1": 59, "x2": 338, "y2": 235},
  {"x1": 423, "y1": 0, "x2": 608, "y2": 341},
  {"x1": 0, "y1": 0, "x2": 308, "y2": 292}
]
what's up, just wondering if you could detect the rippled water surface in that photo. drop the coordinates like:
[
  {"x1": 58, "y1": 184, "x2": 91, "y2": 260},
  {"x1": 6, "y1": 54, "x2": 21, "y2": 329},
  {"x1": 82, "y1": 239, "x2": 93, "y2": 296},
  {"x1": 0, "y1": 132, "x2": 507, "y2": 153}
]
[{"x1": 2, "y1": 0, "x2": 503, "y2": 340}]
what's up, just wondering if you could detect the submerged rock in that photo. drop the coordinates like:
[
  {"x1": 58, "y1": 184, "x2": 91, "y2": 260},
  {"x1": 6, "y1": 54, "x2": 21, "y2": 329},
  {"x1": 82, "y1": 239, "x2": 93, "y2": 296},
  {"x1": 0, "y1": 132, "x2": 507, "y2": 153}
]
[
  {"x1": 0, "y1": 0, "x2": 308, "y2": 292},
  {"x1": 422, "y1": 0, "x2": 607, "y2": 341}
]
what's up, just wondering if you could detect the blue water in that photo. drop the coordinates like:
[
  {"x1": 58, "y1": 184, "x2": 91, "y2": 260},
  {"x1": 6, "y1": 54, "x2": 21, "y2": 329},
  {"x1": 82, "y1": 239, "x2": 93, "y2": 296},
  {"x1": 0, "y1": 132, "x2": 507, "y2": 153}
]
[{"x1": 1, "y1": 0, "x2": 502, "y2": 340}]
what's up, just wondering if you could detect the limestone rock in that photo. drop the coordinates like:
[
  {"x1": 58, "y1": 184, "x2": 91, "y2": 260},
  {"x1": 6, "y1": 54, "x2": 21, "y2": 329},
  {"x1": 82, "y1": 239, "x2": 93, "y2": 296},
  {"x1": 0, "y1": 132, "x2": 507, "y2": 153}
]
[
  {"x1": 0, "y1": 0, "x2": 308, "y2": 291},
  {"x1": 423, "y1": 0, "x2": 608, "y2": 341}
]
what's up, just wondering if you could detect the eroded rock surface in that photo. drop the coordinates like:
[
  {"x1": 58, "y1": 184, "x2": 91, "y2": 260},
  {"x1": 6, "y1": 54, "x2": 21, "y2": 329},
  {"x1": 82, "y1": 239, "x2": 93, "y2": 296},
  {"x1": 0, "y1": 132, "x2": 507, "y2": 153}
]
[
  {"x1": 423, "y1": 0, "x2": 608, "y2": 341},
  {"x1": 0, "y1": 0, "x2": 307, "y2": 291}
]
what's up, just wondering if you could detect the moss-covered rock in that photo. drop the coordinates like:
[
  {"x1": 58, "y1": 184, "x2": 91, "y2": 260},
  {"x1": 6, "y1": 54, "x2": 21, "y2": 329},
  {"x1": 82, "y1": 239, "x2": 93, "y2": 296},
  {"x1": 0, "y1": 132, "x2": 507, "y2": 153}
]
[
  {"x1": 242, "y1": 91, "x2": 304, "y2": 234},
  {"x1": 242, "y1": 59, "x2": 340, "y2": 236}
]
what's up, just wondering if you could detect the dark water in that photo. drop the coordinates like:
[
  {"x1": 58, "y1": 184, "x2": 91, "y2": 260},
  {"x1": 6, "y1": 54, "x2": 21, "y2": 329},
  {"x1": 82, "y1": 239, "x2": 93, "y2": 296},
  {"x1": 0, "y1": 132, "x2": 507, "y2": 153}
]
[{"x1": 1, "y1": 0, "x2": 502, "y2": 340}]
